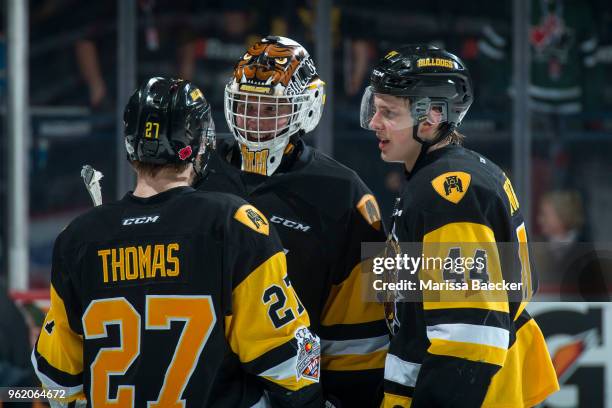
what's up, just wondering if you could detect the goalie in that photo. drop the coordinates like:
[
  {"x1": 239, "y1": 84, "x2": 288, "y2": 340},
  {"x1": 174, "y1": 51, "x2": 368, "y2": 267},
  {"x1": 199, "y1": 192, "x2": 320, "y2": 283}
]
[{"x1": 197, "y1": 36, "x2": 389, "y2": 407}]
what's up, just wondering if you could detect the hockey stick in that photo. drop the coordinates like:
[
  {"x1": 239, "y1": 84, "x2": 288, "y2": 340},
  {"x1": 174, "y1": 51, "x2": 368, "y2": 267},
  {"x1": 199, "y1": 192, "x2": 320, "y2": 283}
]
[{"x1": 80, "y1": 165, "x2": 104, "y2": 206}]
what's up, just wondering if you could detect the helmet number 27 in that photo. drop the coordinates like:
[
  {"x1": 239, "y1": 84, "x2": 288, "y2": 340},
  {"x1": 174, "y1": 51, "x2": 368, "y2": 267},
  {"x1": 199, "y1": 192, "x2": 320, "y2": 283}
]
[{"x1": 145, "y1": 121, "x2": 160, "y2": 139}]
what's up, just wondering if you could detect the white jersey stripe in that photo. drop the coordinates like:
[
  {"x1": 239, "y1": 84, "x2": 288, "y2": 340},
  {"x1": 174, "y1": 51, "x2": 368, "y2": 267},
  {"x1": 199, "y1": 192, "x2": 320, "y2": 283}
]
[
  {"x1": 31, "y1": 349, "x2": 83, "y2": 398},
  {"x1": 426, "y1": 323, "x2": 509, "y2": 349},
  {"x1": 384, "y1": 353, "x2": 421, "y2": 388},
  {"x1": 321, "y1": 335, "x2": 389, "y2": 356},
  {"x1": 258, "y1": 355, "x2": 298, "y2": 380}
]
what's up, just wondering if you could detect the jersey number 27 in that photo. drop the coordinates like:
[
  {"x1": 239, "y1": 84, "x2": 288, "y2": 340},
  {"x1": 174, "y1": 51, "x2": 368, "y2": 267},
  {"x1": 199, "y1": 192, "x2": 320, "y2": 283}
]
[{"x1": 82, "y1": 295, "x2": 215, "y2": 408}]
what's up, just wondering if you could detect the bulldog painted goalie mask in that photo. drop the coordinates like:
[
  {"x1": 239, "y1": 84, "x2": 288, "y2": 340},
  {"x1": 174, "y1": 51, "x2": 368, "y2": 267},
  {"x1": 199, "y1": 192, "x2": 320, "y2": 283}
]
[{"x1": 224, "y1": 36, "x2": 325, "y2": 176}]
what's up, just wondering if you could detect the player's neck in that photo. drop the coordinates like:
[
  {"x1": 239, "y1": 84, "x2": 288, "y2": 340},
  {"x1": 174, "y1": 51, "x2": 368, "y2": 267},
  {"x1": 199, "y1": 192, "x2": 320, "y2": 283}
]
[
  {"x1": 133, "y1": 170, "x2": 193, "y2": 198},
  {"x1": 403, "y1": 147, "x2": 421, "y2": 173},
  {"x1": 404, "y1": 139, "x2": 450, "y2": 172}
]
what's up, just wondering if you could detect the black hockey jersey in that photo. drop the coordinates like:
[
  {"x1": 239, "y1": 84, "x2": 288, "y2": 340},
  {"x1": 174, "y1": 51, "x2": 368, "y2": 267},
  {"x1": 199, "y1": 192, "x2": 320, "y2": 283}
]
[
  {"x1": 32, "y1": 186, "x2": 321, "y2": 407},
  {"x1": 197, "y1": 137, "x2": 389, "y2": 407},
  {"x1": 382, "y1": 145, "x2": 559, "y2": 407}
]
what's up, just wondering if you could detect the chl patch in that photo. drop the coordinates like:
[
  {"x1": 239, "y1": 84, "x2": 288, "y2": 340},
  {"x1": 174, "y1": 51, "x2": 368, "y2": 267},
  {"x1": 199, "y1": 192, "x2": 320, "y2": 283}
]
[
  {"x1": 295, "y1": 327, "x2": 320, "y2": 382},
  {"x1": 234, "y1": 205, "x2": 269, "y2": 236},
  {"x1": 431, "y1": 172, "x2": 471, "y2": 204},
  {"x1": 357, "y1": 194, "x2": 382, "y2": 231}
]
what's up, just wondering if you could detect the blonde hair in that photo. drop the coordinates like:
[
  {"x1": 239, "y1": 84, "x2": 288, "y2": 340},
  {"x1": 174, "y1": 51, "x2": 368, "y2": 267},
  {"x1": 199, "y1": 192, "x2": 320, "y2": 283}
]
[
  {"x1": 448, "y1": 129, "x2": 465, "y2": 145},
  {"x1": 541, "y1": 190, "x2": 585, "y2": 231},
  {"x1": 435, "y1": 123, "x2": 465, "y2": 145}
]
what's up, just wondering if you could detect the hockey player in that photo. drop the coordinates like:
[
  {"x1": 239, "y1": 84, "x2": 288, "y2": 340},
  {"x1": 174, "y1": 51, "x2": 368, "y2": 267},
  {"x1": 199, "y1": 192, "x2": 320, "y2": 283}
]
[
  {"x1": 360, "y1": 45, "x2": 560, "y2": 407},
  {"x1": 197, "y1": 36, "x2": 388, "y2": 407},
  {"x1": 31, "y1": 77, "x2": 322, "y2": 407}
]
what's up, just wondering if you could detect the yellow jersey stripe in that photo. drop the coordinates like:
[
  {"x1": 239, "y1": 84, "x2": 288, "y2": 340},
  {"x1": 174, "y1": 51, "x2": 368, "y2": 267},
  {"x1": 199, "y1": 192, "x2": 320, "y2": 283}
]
[
  {"x1": 485, "y1": 318, "x2": 559, "y2": 407},
  {"x1": 428, "y1": 338, "x2": 507, "y2": 366},
  {"x1": 381, "y1": 392, "x2": 412, "y2": 408},
  {"x1": 421, "y1": 222, "x2": 509, "y2": 305},
  {"x1": 36, "y1": 284, "x2": 83, "y2": 375},
  {"x1": 225, "y1": 251, "x2": 310, "y2": 363},
  {"x1": 423, "y1": 301, "x2": 509, "y2": 313},
  {"x1": 423, "y1": 221, "x2": 496, "y2": 243},
  {"x1": 260, "y1": 375, "x2": 320, "y2": 392},
  {"x1": 321, "y1": 259, "x2": 386, "y2": 326},
  {"x1": 321, "y1": 348, "x2": 387, "y2": 371}
]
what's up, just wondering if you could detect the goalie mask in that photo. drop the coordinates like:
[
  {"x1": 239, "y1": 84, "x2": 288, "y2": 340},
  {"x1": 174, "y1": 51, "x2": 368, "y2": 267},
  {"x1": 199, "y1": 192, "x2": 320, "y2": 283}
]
[
  {"x1": 224, "y1": 36, "x2": 325, "y2": 176},
  {"x1": 360, "y1": 45, "x2": 473, "y2": 146},
  {"x1": 124, "y1": 77, "x2": 216, "y2": 173}
]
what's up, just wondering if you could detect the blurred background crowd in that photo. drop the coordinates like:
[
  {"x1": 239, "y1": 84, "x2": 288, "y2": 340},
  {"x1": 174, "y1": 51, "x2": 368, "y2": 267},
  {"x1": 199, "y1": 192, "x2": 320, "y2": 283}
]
[{"x1": 1, "y1": 0, "x2": 612, "y2": 286}]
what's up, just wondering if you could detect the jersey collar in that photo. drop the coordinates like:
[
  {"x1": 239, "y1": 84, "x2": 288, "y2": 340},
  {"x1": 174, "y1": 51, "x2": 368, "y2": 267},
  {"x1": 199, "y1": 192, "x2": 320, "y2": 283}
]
[
  {"x1": 124, "y1": 186, "x2": 195, "y2": 205},
  {"x1": 405, "y1": 143, "x2": 461, "y2": 180}
]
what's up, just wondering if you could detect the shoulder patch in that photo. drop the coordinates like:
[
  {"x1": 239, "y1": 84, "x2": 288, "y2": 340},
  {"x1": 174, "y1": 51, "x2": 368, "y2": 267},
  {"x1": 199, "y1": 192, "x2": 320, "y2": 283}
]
[
  {"x1": 431, "y1": 172, "x2": 471, "y2": 204},
  {"x1": 357, "y1": 194, "x2": 382, "y2": 231},
  {"x1": 234, "y1": 205, "x2": 269, "y2": 235}
]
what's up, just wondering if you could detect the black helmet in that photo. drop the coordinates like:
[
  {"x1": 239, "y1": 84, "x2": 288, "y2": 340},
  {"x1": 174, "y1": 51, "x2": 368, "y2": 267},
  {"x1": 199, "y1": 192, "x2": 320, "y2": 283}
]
[
  {"x1": 361, "y1": 44, "x2": 473, "y2": 136},
  {"x1": 124, "y1": 77, "x2": 215, "y2": 170}
]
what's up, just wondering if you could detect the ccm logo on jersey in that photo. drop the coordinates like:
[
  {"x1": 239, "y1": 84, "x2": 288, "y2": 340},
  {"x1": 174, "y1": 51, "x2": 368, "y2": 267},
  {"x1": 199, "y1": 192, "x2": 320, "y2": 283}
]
[
  {"x1": 270, "y1": 215, "x2": 311, "y2": 232},
  {"x1": 122, "y1": 215, "x2": 160, "y2": 226}
]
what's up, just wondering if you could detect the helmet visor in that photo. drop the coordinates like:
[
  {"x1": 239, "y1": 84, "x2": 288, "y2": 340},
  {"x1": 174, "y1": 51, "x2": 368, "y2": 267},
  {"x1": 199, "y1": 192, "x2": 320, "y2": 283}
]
[{"x1": 360, "y1": 86, "x2": 448, "y2": 131}]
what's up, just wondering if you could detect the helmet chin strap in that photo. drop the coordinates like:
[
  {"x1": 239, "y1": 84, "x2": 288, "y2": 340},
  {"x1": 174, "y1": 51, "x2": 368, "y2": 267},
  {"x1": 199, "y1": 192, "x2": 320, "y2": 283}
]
[
  {"x1": 192, "y1": 143, "x2": 213, "y2": 184},
  {"x1": 274, "y1": 132, "x2": 304, "y2": 173},
  {"x1": 193, "y1": 156, "x2": 204, "y2": 178},
  {"x1": 411, "y1": 119, "x2": 456, "y2": 167},
  {"x1": 191, "y1": 155, "x2": 205, "y2": 185}
]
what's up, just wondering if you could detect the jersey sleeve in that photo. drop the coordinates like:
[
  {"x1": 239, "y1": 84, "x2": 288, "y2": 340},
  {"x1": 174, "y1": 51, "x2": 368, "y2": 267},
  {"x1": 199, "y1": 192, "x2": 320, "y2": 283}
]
[
  {"x1": 408, "y1": 172, "x2": 546, "y2": 407},
  {"x1": 318, "y1": 188, "x2": 389, "y2": 406},
  {"x1": 412, "y1": 216, "x2": 509, "y2": 407},
  {"x1": 224, "y1": 204, "x2": 323, "y2": 408},
  {"x1": 31, "y1": 230, "x2": 86, "y2": 405}
]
